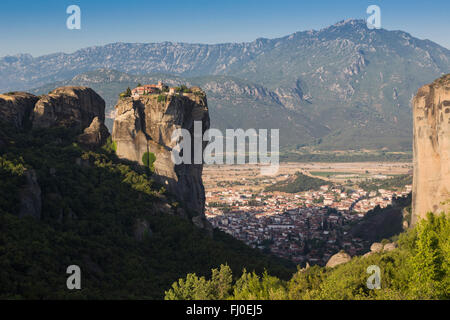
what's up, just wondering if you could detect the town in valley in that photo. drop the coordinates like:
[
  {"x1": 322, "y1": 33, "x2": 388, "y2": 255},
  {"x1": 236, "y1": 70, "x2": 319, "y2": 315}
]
[{"x1": 204, "y1": 162, "x2": 412, "y2": 266}]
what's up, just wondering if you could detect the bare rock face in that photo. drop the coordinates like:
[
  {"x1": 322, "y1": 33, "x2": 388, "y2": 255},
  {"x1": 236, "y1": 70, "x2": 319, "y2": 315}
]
[
  {"x1": 133, "y1": 219, "x2": 152, "y2": 241},
  {"x1": 1, "y1": 86, "x2": 110, "y2": 148},
  {"x1": 0, "y1": 92, "x2": 39, "y2": 128},
  {"x1": 383, "y1": 243, "x2": 397, "y2": 252},
  {"x1": 326, "y1": 251, "x2": 351, "y2": 268},
  {"x1": 412, "y1": 74, "x2": 450, "y2": 225},
  {"x1": 77, "y1": 116, "x2": 110, "y2": 148},
  {"x1": 33, "y1": 86, "x2": 106, "y2": 130},
  {"x1": 112, "y1": 90, "x2": 210, "y2": 218},
  {"x1": 31, "y1": 86, "x2": 110, "y2": 147},
  {"x1": 19, "y1": 170, "x2": 42, "y2": 219},
  {"x1": 370, "y1": 242, "x2": 383, "y2": 253},
  {"x1": 192, "y1": 215, "x2": 214, "y2": 234}
]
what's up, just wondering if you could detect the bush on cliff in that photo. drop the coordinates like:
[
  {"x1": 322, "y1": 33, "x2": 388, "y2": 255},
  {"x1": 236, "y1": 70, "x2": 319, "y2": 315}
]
[{"x1": 142, "y1": 151, "x2": 156, "y2": 173}]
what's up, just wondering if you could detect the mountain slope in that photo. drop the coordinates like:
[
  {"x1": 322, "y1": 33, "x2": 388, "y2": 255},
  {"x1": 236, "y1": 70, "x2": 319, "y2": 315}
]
[
  {"x1": 5, "y1": 19, "x2": 450, "y2": 150},
  {"x1": 30, "y1": 70, "x2": 327, "y2": 147}
]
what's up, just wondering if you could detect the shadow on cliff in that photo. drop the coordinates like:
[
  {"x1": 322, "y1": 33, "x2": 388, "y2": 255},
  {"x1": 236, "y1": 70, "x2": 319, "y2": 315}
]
[
  {"x1": 350, "y1": 194, "x2": 412, "y2": 246},
  {"x1": 0, "y1": 123, "x2": 295, "y2": 299}
]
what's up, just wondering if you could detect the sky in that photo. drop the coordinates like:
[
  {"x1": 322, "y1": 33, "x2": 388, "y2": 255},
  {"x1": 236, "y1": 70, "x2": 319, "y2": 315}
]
[{"x1": 0, "y1": 0, "x2": 449, "y2": 57}]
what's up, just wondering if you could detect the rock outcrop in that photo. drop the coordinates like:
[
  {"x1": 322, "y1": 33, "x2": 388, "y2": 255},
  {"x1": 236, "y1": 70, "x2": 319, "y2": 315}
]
[
  {"x1": 412, "y1": 74, "x2": 450, "y2": 225},
  {"x1": 1, "y1": 86, "x2": 110, "y2": 148},
  {"x1": 77, "y1": 116, "x2": 110, "y2": 148},
  {"x1": 0, "y1": 92, "x2": 39, "y2": 128},
  {"x1": 33, "y1": 86, "x2": 106, "y2": 129},
  {"x1": 383, "y1": 242, "x2": 397, "y2": 252},
  {"x1": 19, "y1": 169, "x2": 42, "y2": 219},
  {"x1": 363, "y1": 242, "x2": 398, "y2": 257},
  {"x1": 112, "y1": 89, "x2": 210, "y2": 220},
  {"x1": 370, "y1": 243, "x2": 383, "y2": 253},
  {"x1": 133, "y1": 219, "x2": 153, "y2": 241},
  {"x1": 326, "y1": 251, "x2": 351, "y2": 268}
]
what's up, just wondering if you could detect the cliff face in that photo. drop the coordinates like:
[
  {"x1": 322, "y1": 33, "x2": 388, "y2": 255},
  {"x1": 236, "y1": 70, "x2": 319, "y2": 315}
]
[
  {"x1": 0, "y1": 87, "x2": 110, "y2": 148},
  {"x1": 3, "y1": 87, "x2": 110, "y2": 148},
  {"x1": 412, "y1": 74, "x2": 450, "y2": 225},
  {"x1": 0, "y1": 92, "x2": 39, "y2": 129},
  {"x1": 112, "y1": 90, "x2": 210, "y2": 222},
  {"x1": 33, "y1": 86, "x2": 105, "y2": 127},
  {"x1": 0, "y1": 86, "x2": 110, "y2": 219}
]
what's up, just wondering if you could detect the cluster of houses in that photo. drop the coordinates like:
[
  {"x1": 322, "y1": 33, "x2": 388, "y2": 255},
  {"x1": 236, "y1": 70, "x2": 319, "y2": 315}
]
[
  {"x1": 353, "y1": 185, "x2": 412, "y2": 213},
  {"x1": 131, "y1": 81, "x2": 176, "y2": 97},
  {"x1": 205, "y1": 183, "x2": 412, "y2": 265},
  {"x1": 208, "y1": 207, "x2": 365, "y2": 265}
]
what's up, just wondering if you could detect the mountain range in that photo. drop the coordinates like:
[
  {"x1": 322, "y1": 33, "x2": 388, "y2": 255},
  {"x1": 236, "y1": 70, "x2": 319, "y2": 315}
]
[{"x1": 3, "y1": 19, "x2": 450, "y2": 150}]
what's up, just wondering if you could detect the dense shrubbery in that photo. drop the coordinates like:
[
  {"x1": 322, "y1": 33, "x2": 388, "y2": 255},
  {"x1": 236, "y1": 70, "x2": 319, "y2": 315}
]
[
  {"x1": 0, "y1": 154, "x2": 27, "y2": 216},
  {"x1": 0, "y1": 122, "x2": 294, "y2": 299},
  {"x1": 166, "y1": 213, "x2": 449, "y2": 300},
  {"x1": 265, "y1": 172, "x2": 328, "y2": 193}
]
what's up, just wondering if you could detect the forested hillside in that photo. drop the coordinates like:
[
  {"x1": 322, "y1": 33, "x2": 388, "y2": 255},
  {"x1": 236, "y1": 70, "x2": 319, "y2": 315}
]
[
  {"x1": 166, "y1": 213, "x2": 449, "y2": 300},
  {"x1": 0, "y1": 122, "x2": 294, "y2": 299},
  {"x1": 265, "y1": 172, "x2": 328, "y2": 193}
]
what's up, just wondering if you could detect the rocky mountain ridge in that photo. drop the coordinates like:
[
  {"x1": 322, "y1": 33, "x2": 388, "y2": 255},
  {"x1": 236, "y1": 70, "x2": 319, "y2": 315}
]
[
  {"x1": 5, "y1": 19, "x2": 450, "y2": 150},
  {"x1": 2, "y1": 20, "x2": 448, "y2": 92}
]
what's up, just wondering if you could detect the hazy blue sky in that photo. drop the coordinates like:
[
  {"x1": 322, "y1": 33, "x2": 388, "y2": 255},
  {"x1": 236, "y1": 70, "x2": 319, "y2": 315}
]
[{"x1": 0, "y1": 0, "x2": 449, "y2": 57}]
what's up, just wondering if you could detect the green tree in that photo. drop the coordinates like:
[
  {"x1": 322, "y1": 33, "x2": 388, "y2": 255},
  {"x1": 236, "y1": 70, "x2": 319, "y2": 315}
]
[
  {"x1": 409, "y1": 213, "x2": 447, "y2": 299},
  {"x1": 165, "y1": 265, "x2": 232, "y2": 300},
  {"x1": 231, "y1": 270, "x2": 287, "y2": 300},
  {"x1": 142, "y1": 152, "x2": 156, "y2": 172},
  {"x1": 165, "y1": 273, "x2": 211, "y2": 300},
  {"x1": 209, "y1": 264, "x2": 233, "y2": 299}
]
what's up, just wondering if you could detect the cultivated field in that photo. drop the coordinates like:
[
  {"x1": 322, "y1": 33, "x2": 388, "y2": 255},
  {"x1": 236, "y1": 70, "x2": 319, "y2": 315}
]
[{"x1": 203, "y1": 162, "x2": 412, "y2": 193}]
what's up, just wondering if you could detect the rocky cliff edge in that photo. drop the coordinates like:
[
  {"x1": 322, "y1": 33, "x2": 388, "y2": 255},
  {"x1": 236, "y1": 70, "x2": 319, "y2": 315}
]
[
  {"x1": 412, "y1": 74, "x2": 450, "y2": 225},
  {"x1": 112, "y1": 89, "x2": 211, "y2": 227},
  {"x1": 0, "y1": 86, "x2": 110, "y2": 148}
]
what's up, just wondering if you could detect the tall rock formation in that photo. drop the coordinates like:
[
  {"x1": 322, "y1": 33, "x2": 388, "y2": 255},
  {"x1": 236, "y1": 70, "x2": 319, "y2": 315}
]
[
  {"x1": 19, "y1": 169, "x2": 42, "y2": 219},
  {"x1": 32, "y1": 86, "x2": 110, "y2": 147},
  {"x1": 32, "y1": 86, "x2": 109, "y2": 142},
  {"x1": 0, "y1": 92, "x2": 39, "y2": 129},
  {"x1": 0, "y1": 86, "x2": 110, "y2": 219},
  {"x1": 112, "y1": 88, "x2": 210, "y2": 222},
  {"x1": 412, "y1": 74, "x2": 450, "y2": 225},
  {"x1": 1, "y1": 86, "x2": 109, "y2": 147}
]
